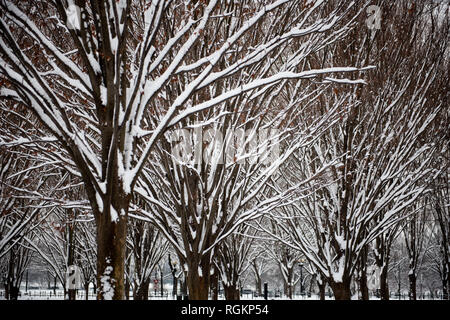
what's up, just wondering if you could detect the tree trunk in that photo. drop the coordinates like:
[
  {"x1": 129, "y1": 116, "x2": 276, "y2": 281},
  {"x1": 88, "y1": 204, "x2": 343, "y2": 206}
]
[
  {"x1": 187, "y1": 274, "x2": 209, "y2": 300},
  {"x1": 317, "y1": 274, "x2": 326, "y2": 300},
  {"x1": 85, "y1": 283, "x2": 90, "y2": 300},
  {"x1": 210, "y1": 267, "x2": 219, "y2": 300},
  {"x1": 443, "y1": 279, "x2": 448, "y2": 300},
  {"x1": 168, "y1": 254, "x2": 179, "y2": 297},
  {"x1": 308, "y1": 276, "x2": 314, "y2": 297},
  {"x1": 330, "y1": 280, "x2": 352, "y2": 300},
  {"x1": 408, "y1": 272, "x2": 417, "y2": 300},
  {"x1": 186, "y1": 255, "x2": 211, "y2": 300},
  {"x1": 288, "y1": 283, "x2": 293, "y2": 299},
  {"x1": 358, "y1": 243, "x2": 369, "y2": 300},
  {"x1": 181, "y1": 275, "x2": 188, "y2": 298},
  {"x1": 318, "y1": 282, "x2": 326, "y2": 300},
  {"x1": 9, "y1": 286, "x2": 19, "y2": 300},
  {"x1": 4, "y1": 281, "x2": 9, "y2": 300},
  {"x1": 223, "y1": 284, "x2": 240, "y2": 300},
  {"x1": 282, "y1": 267, "x2": 294, "y2": 299},
  {"x1": 67, "y1": 209, "x2": 76, "y2": 301},
  {"x1": 252, "y1": 259, "x2": 262, "y2": 296},
  {"x1": 96, "y1": 203, "x2": 128, "y2": 300},
  {"x1": 160, "y1": 268, "x2": 164, "y2": 297},
  {"x1": 68, "y1": 289, "x2": 76, "y2": 300},
  {"x1": 134, "y1": 279, "x2": 150, "y2": 300},
  {"x1": 443, "y1": 255, "x2": 449, "y2": 300},
  {"x1": 255, "y1": 275, "x2": 262, "y2": 297},
  {"x1": 359, "y1": 270, "x2": 369, "y2": 300},
  {"x1": 173, "y1": 275, "x2": 179, "y2": 297},
  {"x1": 124, "y1": 249, "x2": 131, "y2": 301},
  {"x1": 124, "y1": 278, "x2": 130, "y2": 300},
  {"x1": 379, "y1": 266, "x2": 390, "y2": 300}
]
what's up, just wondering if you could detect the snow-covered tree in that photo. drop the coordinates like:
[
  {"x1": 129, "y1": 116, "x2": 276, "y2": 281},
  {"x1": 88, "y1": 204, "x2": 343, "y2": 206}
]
[
  {"x1": 127, "y1": 0, "x2": 369, "y2": 299},
  {"x1": 0, "y1": 106, "x2": 61, "y2": 259},
  {"x1": 215, "y1": 223, "x2": 256, "y2": 300},
  {"x1": 429, "y1": 149, "x2": 450, "y2": 299},
  {"x1": 0, "y1": 0, "x2": 370, "y2": 299},
  {"x1": 263, "y1": 0, "x2": 448, "y2": 299},
  {"x1": 373, "y1": 216, "x2": 402, "y2": 300},
  {"x1": 0, "y1": 149, "x2": 41, "y2": 258},
  {"x1": 126, "y1": 218, "x2": 169, "y2": 300},
  {"x1": 28, "y1": 204, "x2": 89, "y2": 299},
  {"x1": 0, "y1": 237, "x2": 34, "y2": 300},
  {"x1": 75, "y1": 214, "x2": 97, "y2": 300},
  {"x1": 403, "y1": 198, "x2": 435, "y2": 300},
  {"x1": 266, "y1": 238, "x2": 302, "y2": 299},
  {"x1": 248, "y1": 242, "x2": 272, "y2": 297}
]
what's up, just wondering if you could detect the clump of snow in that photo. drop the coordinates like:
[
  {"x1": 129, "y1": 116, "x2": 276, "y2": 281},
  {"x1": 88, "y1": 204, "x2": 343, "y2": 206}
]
[
  {"x1": 100, "y1": 264, "x2": 115, "y2": 300},
  {"x1": 332, "y1": 257, "x2": 345, "y2": 283},
  {"x1": 110, "y1": 206, "x2": 119, "y2": 223},
  {"x1": 96, "y1": 192, "x2": 103, "y2": 213}
]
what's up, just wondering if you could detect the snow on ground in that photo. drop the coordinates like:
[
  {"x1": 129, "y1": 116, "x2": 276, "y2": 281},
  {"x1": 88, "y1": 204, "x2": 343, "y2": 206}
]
[{"x1": 1, "y1": 289, "x2": 441, "y2": 300}]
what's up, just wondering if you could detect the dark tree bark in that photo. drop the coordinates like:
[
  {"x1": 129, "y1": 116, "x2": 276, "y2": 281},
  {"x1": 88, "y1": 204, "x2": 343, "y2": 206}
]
[
  {"x1": 318, "y1": 282, "x2": 326, "y2": 300},
  {"x1": 9, "y1": 286, "x2": 19, "y2": 300},
  {"x1": 250, "y1": 258, "x2": 264, "y2": 297},
  {"x1": 187, "y1": 274, "x2": 209, "y2": 300},
  {"x1": 330, "y1": 279, "x2": 352, "y2": 300},
  {"x1": 379, "y1": 266, "x2": 390, "y2": 300},
  {"x1": 403, "y1": 204, "x2": 427, "y2": 301},
  {"x1": 408, "y1": 273, "x2": 417, "y2": 300},
  {"x1": 67, "y1": 212, "x2": 76, "y2": 301},
  {"x1": 134, "y1": 279, "x2": 150, "y2": 300},
  {"x1": 255, "y1": 276, "x2": 262, "y2": 297},
  {"x1": 173, "y1": 275, "x2": 179, "y2": 297},
  {"x1": 186, "y1": 254, "x2": 211, "y2": 300},
  {"x1": 223, "y1": 284, "x2": 240, "y2": 300},
  {"x1": 53, "y1": 276, "x2": 57, "y2": 295},
  {"x1": 4, "y1": 281, "x2": 9, "y2": 300},
  {"x1": 181, "y1": 274, "x2": 188, "y2": 299},
  {"x1": 160, "y1": 266, "x2": 164, "y2": 297},
  {"x1": 443, "y1": 273, "x2": 449, "y2": 300},
  {"x1": 358, "y1": 245, "x2": 369, "y2": 300},
  {"x1": 316, "y1": 273, "x2": 327, "y2": 300},
  {"x1": 67, "y1": 289, "x2": 76, "y2": 300},
  {"x1": 375, "y1": 231, "x2": 396, "y2": 300},
  {"x1": 210, "y1": 266, "x2": 219, "y2": 300},
  {"x1": 84, "y1": 282, "x2": 90, "y2": 301},
  {"x1": 168, "y1": 254, "x2": 179, "y2": 297},
  {"x1": 433, "y1": 201, "x2": 449, "y2": 300},
  {"x1": 359, "y1": 271, "x2": 369, "y2": 300},
  {"x1": 95, "y1": 195, "x2": 129, "y2": 300},
  {"x1": 124, "y1": 278, "x2": 130, "y2": 300}
]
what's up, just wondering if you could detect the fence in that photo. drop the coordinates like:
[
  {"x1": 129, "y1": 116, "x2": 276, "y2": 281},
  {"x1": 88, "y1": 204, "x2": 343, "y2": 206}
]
[
  {"x1": 0, "y1": 289, "x2": 173, "y2": 300},
  {"x1": 0, "y1": 289, "x2": 96, "y2": 300},
  {"x1": 0, "y1": 289, "x2": 446, "y2": 300}
]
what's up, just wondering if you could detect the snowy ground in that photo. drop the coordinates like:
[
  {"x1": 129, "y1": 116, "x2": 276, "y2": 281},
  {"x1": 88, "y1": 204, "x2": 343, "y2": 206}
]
[
  {"x1": 0, "y1": 289, "x2": 346, "y2": 300},
  {"x1": 2, "y1": 289, "x2": 441, "y2": 300}
]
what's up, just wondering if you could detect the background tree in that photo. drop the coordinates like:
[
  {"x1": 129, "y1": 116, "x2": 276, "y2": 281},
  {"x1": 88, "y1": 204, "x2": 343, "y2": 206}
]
[
  {"x1": 373, "y1": 217, "x2": 402, "y2": 300},
  {"x1": 430, "y1": 158, "x2": 450, "y2": 299},
  {"x1": 0, "y1": 0, "x2": 368, "y2": 299},
  {"x1": 264, "y1": 0, "x2": 448, "y2": 299},
  {"x1": 215, "y1": 223, "x2": 256, "y2": 300},
  {"x1": 127, "y1": 218, "x2": 169, "y2": 300}
]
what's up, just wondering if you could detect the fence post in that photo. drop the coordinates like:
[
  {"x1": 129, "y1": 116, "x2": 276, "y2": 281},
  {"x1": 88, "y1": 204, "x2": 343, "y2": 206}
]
[{"x1": 264, "y1": 283, "x2": 268, "y2": 300}]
